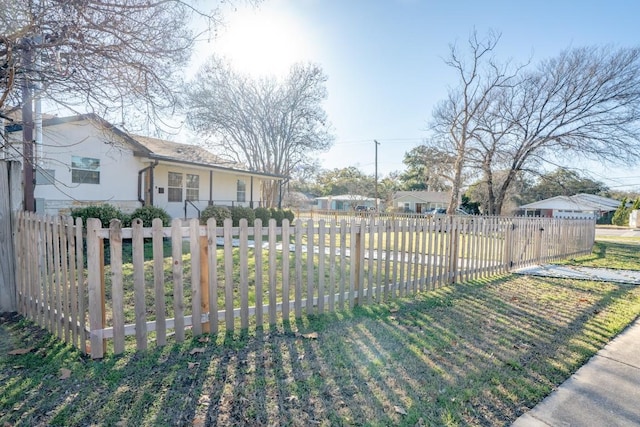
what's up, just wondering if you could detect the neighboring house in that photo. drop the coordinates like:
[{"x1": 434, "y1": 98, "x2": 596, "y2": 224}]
[
  {"x1": 390, "y1": 191, "x2": 454, "y2": 213},
  {"x1": 315, "y1": 194, "x2": 378, "y2": 211},
  {"x1": 518, "y1": 193, "x2": 621, "y2": 220},
  {"x1": 4, "y1": 113, "x2": 283, "y2": 219}
]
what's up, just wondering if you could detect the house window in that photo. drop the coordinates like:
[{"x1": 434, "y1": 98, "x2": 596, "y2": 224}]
[
  {"x1": 186, "y1": 174, "x2": 199, "y2": 201},
  {"x1": 168, "y1": 172, "x2": 183, "y2": 202},
  {"x1": 237, "y1": 179, "x2": 246, "y2": 203},
  {"x1": 71, "y1": 156, "x2": 100, "y2": 184}
]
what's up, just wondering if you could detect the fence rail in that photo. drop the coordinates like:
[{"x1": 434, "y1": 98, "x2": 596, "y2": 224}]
[{"x1": 13, "y1": 212, "x2": 595, "y2": 358}]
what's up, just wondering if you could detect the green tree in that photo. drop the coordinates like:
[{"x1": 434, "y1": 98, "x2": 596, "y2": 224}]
[
  {"x1": 519, "y1": 169, "x2": 609, "y2": 204},
  {"x1": 400, "y1": 145, "x2": 453, "y2": 191}
]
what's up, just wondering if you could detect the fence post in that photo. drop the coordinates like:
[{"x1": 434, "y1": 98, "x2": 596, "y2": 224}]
[
  {"x1": 534, "y1": 222, "x2": 544, "y2": 264},
  {"x1": 354, "y1": 225, "x2": 363, "y2": 306},
  {"x1": 503, "y1": 220, "x2": 514, "y2": 272},
  {"x1": 450, "y1": 217, "x2": 460, "y2": 284},
  {"x1": 86, "y1": 218, "x2": 104, "y2": 359},
  {"x1": 0, "y1": 161, "x2": 17, "y2": 312},
  {"x1": 199, "y1": 234, "x2": 210, "y2": 334}
]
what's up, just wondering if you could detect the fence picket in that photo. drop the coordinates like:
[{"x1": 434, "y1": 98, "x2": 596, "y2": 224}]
[
  {"x1": 224, "y1": 218, "x2": 234, "y2": 330},
  {"x1": 189, "y1": 219, "x2": 202, "y2": 336},
  {"x1": 75, "y1": 218, "x2": 86, "y2": 353},
  {"x1": 282, "y1": 219, "x2": 291, "y2": 319},
  {"x1": 295, "y1": 219, "x2": 303, "y2": 318},
  {"x1": 171, "y1": 218, "x2": 185, "y2": 342},
  {"x1": 306, "y1": 220, "x2": 315, "y2": 313},
  {"x1": 254, "y1": 219, "x2": 263, "y2": 326},
  {"x1": 110, "y1": 220, "x2": 125, "y2": 355},
  {"x1": 132, "y1": 219, "x2": 147, "y2": 350},
  {"x1": 152, "y1": 219, "x2": 167, "y2": 346},
  {"x1": 240, "y1": 219, "x2": 249, "y2": 329},
  {"x1": 87, "y1": 218, "x2": 104, "y2": 359},
  {"x1": 269, "y1": 219, "x2": 278, "y2": 324},
  {"x1": 318, "y1": 220, "x2": 326, "y2": 313},
  {"x1": 207, "y1": 218, "x2": 219, "y2": 334}
]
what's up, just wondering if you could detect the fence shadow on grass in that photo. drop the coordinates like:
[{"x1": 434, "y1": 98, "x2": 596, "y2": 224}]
[{"x1": 2, "y1": 270, "x2": 639, "y2": 426}]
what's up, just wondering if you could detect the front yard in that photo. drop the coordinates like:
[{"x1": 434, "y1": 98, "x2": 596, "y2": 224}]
[{"x1": 1, "y1": 239, "x2": 639, "y2": 426}]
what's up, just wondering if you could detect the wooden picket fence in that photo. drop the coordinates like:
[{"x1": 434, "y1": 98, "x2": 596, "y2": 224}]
[{"x1": 13, "y1": 212, "x2": 595, "y2": 359}]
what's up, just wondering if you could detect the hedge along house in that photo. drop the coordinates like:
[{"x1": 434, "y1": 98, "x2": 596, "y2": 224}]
[{"x1": 4, "y1": 113, "x2": 283, "y2": 219}]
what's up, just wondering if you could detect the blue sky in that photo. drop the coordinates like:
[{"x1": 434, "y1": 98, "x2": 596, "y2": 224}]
[{"x1": 191, "y1": 0, "x2": 640, "y2": 190}]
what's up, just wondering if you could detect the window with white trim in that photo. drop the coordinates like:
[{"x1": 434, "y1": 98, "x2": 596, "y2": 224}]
[
  {"x1": 186, "y1": 173, "x2": 199, "y2": 201},
  {"x1": 168, "y1": 172, "x2": 183, "y2": 202},
  {"x1": 237, "y1": 179, "x2": 246, "y2": 203},
  {"x1": 71, "y1": 156, "x2": 100, "y2": 184}
]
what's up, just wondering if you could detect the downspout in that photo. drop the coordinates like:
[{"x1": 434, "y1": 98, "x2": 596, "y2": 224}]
[
  {"x1": 209, "y1": 170, "x2": 213, "y2": 205},
  {"x1": 137, "y1": 160, "x2": 158, "y2": 206},
  {"x1": 250, "y1": 176, "x2": 254, "y2": 208}
]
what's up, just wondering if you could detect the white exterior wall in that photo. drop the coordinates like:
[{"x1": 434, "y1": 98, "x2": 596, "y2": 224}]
[
  {"x1": 7, "y1": 117, "x2": 272, "y2": 219},
  {"x1": 152, "y1": 163, "x2": 266, "y2": 219},
  {"x1": 30, "y1": 120, "x2": 144, "y2": 216}
]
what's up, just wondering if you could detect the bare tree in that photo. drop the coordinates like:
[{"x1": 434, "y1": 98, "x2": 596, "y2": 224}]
[
  {"x1": 0, "y1": 0, "x2": 229, "y2": 124},
  {"x1": 184, "y1": 58, "x2": 334, "y2": 206},
  {"x1": 430, "y1": 30, "x2": 520, "y2": 214},
  {"x1": 483, "y1": 46, "x2": 640, "y2": 214}
]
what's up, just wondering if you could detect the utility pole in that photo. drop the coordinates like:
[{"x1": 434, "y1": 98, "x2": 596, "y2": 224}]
[
  {"x1": 374, "y1": 140, "x2": 380, "y2": 210},
  {"x1": 21, "y1": 38, "x2": 35, "y2": 212}
]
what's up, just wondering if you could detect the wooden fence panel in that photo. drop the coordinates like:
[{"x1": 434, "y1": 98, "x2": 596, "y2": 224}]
[{"x1": 13, "y1": 212, "x2": 597, "y2": 358}]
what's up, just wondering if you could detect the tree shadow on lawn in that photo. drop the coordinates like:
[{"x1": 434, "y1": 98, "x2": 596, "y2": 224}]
[{"x1": 2, "y1": 273, "x2": 640, "y2": 427}]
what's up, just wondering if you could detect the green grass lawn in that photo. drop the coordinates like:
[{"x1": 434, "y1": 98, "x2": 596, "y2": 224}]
[{"x1": 2, "y1": 238, "x2": 639, "y2": 426}]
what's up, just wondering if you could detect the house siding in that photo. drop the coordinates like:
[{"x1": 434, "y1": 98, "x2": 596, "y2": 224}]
[{"x1": 28, "y1": 120, "x2": 143, "y2": 215}]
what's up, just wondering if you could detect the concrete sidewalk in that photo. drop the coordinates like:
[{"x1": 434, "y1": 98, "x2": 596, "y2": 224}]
[{"x1": 512, "y1": 318, "x2": 640, "y2": 426}]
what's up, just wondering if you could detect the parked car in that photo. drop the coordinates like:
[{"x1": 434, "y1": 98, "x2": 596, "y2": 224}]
[
  {"x1": 355, "y1": 205, "x2": 374, "y2": 212},
  {"x1": 424, "y1": 207, "x2": 469, "y2": 216}
]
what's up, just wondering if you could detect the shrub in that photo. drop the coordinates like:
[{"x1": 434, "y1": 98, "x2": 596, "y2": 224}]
[
  {"x1": 612, "y1": 197, "x2": 630, "y2": 226},
  {"x1": 70, "y1": 204, "x2": 127, "y2": 227},
  {"x1": 254, "y1": 207, "x2": 271, "y2": 224},
  {"x1": 270, "y1": 208, "x2": 285, "y2": 226},
  {"x1": 130, "y1": 205, "x2": 171, "y2": 227},
  {"x1": 230, "y1": 206, "x2": 255, "y2": 226},
  {"x1": 200, "y1": 205, "x2": 231, "y2": 225},
  {"x1": 283, "y1": 209, "x2": 295, "y2": 223}
]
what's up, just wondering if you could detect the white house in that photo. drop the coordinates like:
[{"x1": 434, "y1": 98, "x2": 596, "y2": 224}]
[
  {"x1": 5, "y1": 114, "x2": 283, "y2": 219},
  {"x1": 390, "y1": 191, "x2": 453, "y2": 214},
  {"x1": 518, "y1": 193, "x2": 621, "y2": 220},
  {"x1": 315, "y1": 194, "x2": 378, "y2": 211}
]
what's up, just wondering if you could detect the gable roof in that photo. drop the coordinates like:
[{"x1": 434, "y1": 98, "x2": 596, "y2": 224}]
[
  {"x1": 6, "y1": 113, "x2": 283, "y2": 179},
  {"x1": 519, "y1": 193, "x2": 621, "y2": 211}
]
